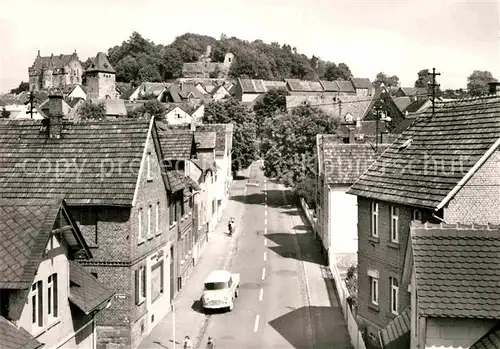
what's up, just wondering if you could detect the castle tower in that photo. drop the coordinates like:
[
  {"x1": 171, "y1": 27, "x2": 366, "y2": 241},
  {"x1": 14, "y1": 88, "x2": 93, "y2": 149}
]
[{"x1": 84, "y1": 52, "x2": 116, "y2": 100}]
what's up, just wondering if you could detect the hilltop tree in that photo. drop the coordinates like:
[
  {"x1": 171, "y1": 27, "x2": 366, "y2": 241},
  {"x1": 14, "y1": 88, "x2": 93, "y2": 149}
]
[
  {"x1": 373, "y1": 72, "x2": 400, "y2": 88},
  {"x1": 324, "y1": 62, "x2": 352, "y2": 81},
  {"x1": 77, "y1": 101, "x2": 106, "y2": 120},
  {"x1": 107, "y1": 32, "x2": 354, "y2": 83},
  {"x1": 203, "y1": 98, "x2": 258, "y2": 173},
  {"x1": 467, "y1": 70, "x2": 498, "y2": 96}
]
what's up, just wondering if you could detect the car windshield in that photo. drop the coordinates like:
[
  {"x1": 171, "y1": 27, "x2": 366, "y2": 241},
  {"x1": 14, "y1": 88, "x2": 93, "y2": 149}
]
[{"x1": 204, "y1": 282, "x2": 227, "y2": 290}]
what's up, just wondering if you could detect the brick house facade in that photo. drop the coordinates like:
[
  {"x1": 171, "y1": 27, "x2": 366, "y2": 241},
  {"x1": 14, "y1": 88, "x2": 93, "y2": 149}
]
[
  {"x1": 0, "y1": 116, "x2": 187, "y2": 349},
  {"x1": 348, "y1": 95, "x2": 500, "y2": 348}
]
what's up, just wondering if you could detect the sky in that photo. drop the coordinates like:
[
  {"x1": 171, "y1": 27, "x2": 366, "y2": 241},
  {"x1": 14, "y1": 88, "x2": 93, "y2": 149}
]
[{"x1": 0, "y1": 0, "x2": 499, "y2": 93}]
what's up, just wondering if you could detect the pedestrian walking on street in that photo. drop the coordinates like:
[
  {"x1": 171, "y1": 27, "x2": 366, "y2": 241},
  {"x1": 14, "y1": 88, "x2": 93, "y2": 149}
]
[
  {"x1": 183, "y1": 335, "x2": 193, "y2": 349},
  {"x1": 206, "y1": 336, "x2": 215, "y2": 349}
]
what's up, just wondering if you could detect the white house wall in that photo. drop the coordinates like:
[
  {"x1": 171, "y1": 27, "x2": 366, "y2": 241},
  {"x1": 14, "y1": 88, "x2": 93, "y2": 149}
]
[
  {"x1": 241, "y1": 93, "x2": 260, "y2": 103},
  {"x1": 424, "y1": 318, "x2": 496, "y2": 349},
  {"x1": 328, "y1": 186, "x2": 358, "y2": 267},
  {"x1": 68, "y1": 86, "x2": 87, "y2": 100},
  {"x1": 164, "y1": 107, "x2": 192, "y2": 125},
  {"x1": 17, "y1": 235, "x2": 96, "y2": 349}
]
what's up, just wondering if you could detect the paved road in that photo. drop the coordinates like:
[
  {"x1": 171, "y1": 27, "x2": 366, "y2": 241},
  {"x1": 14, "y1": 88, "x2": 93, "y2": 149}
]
[{"x1": 140, "y1": 162, "x2": 352, "y2": 349}]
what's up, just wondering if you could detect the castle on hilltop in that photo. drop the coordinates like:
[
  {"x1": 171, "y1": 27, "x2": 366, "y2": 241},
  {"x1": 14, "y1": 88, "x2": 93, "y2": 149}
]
[{"x1": 182, "y1": 45, "x2": 234, "y2": 78}]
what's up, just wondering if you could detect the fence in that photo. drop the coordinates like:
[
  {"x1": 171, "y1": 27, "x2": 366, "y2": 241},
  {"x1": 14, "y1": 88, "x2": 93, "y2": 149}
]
[
  {"x1": 300, "y1": 197, "x2": 367, "y2": 349},
  {"x1": 299, "y1": 197, "x2": 318, "y2": 234}
]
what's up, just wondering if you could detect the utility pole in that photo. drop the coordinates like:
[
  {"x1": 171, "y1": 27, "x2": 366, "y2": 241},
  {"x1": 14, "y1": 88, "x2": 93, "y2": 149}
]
[{"x1": 428, "y1": 68, "x2": 441, "y2": 116}]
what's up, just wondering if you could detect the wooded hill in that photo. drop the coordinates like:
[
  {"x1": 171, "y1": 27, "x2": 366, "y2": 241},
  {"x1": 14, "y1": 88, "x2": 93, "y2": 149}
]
[{"x1": 106, "y1": 32, "x2": 353, "y2": 86}]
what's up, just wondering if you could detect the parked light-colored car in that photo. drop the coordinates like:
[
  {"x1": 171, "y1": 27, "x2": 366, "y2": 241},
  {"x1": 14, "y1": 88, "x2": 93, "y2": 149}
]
[{"x1": 202, "y1": 270, "x2": 240, "y2": 311}]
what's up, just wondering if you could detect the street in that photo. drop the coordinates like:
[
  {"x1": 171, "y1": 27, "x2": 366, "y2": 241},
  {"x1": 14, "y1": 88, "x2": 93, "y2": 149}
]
[{"x1": 140, "y1": 162, "x2": 352, "y2": 349}]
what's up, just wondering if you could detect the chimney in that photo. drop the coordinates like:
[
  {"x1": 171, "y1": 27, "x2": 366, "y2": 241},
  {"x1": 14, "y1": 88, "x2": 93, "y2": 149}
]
[
  {"x1": 51, "y1": 53, "x2": 53, "y2": 59},
  {"x1": 190, "y1": 119, "x2": 196, "y2": 131},
  {"x1": 488, "y1": 82, "x2": 500, "y2": 95},
  {"x1": 37, "y1": 50, "x2": 40, "y2": 57},
  {"x1": 42, "y1": 92, "x2": 65, "y2": 139}
]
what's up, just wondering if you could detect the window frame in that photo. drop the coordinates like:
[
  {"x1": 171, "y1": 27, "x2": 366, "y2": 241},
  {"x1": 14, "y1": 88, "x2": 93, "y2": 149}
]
[
  {"x1": 136, "y1": 266, "x2": 146, "y2": 305},
  {"x1": 31, "y1": 280, "x2": 43, "y2": 328},
  {"x1": 155, "y1": 203, "x2": 161, "y2": 235},
  {"x1": 370, "y1": 202, "x2": 379, "y2": 237},
  {"x1": 147, "y1": 205, "x2": 152, "y2": 239},
  {"x1": 146, "y1": 152, "x2": 152, "y2": 181},
  {"x1": 169, "y1": 198, "x2": 176, "y2": 226},
  {"x1": 138, "y1": 208, "x2": 144, "y2": 243},
  {"x1": 390, "y1": 277, "x2": 399, "y2": 315},
  {"x1": 47, "y1": 274, "x2": 58, "y2": 320},
  {"x1": 370, "y1": 276, "x2": 379, "y2": 305},
  {"x1": 390, "y1": 206, "x2": 399, "y2": 243}
]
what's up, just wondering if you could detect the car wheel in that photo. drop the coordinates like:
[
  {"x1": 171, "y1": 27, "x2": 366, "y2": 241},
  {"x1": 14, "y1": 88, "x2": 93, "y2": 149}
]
[{"x1": 235, "y1": 287, "x2": 239, "y2": 298}]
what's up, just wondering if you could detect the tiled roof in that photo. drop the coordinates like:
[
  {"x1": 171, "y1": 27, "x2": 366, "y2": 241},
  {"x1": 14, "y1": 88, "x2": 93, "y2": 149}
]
[
  {"x1": 0, "y1": 199, "x2": 61, "y2": 289},
  {"x1": 470, "y1": 324, "x2": 500, "y2": 349},
  {"x1": 238, "y1": 79, "x2": 267, "y2": 93},
  {"x1": 191, "y1": 158, "x2": 217, "y2": 173},
  {"x1": 29, "y1": 52, "x2": 79, "y2": 74},
  {"x1": 158, "y1": 128, "x2": 194, "y2": 159},
  {"x1": 405, "y1": 98, "x2": 430, "y2": 113},
  {"x1": 399, "y1": 87, "x2": 428, "y2": 97},
  {"x1": 348, "y1": 95, "x2": 500, "y2": 208},
  {"x1": 69, "y1": 261, "x2": 114, "y2": 314},
  {"x1": 91, "y1": 99, "x2": 127, "y2": 116},
  {"x1": 319, "y1": 80, "x2": 340, "y2": 92},
  {"x1": 85, "y1": 52, "x2": 115, "y2": 74},
  {"x1": 196, "y1": 124, "x2": 230, "y2": 152},
  {"x1": 168, "y1": 83, "x2": 206, "y2": 103},
  {"x1": 165, "y1": 171, "x2": 185, "y2": 193},
  {"x1": 319, "y1": 136, "x2": 389, "y2": 184},
  {"x1": 335, "y1": 80, "x2": 355, "y2": 93},
  {"x1": 331, "y1": 95, "x2": 375, "y2": 120},
  {"x1": 285, "y1": 79, "x2": 323, "y2": 92},
  {"x1": 262, "y1": 80, "x2": 286, "y2": 90},
  {"x1": 392, "y1": 97, "x2": 414, "y2": 113},
  {"x1": 351, "y1": 78, "x2": 373, "y2": 90},
  {"x1": 0, "y1": 119, "x2": 152, "y2": 206},
  {"x1": 411, "y1": 222, "x2": 500, "y2": 319},
  {"x1": 0, "y1": 316, "x2": 42, "y2": 349},
  {"x1": 379, "y1": 306, "x2": 411, "y2": 349},
  {"x1": 195, "y1": 131, "x2": 216, "y2": 149},
  {"x1": 65, "y1": 97, "x2": 84, "y2": 108}
]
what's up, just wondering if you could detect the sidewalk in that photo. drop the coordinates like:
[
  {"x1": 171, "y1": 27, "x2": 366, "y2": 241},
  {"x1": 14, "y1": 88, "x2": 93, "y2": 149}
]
[
  {"x1": 290, "y1": 200, "x2": 354, "y2": 349},
  {"x1": 139, "y1": 178, "x2": 248, "y2": 349}
]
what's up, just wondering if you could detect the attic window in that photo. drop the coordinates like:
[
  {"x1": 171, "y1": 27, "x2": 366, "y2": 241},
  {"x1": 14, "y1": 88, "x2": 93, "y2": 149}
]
[
  {"x1": 398, "y1": 139, "x2": 412, "y2": 150},
  {"x1": 104, "y1": 63, "x2": 108, "y2": 68}
]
